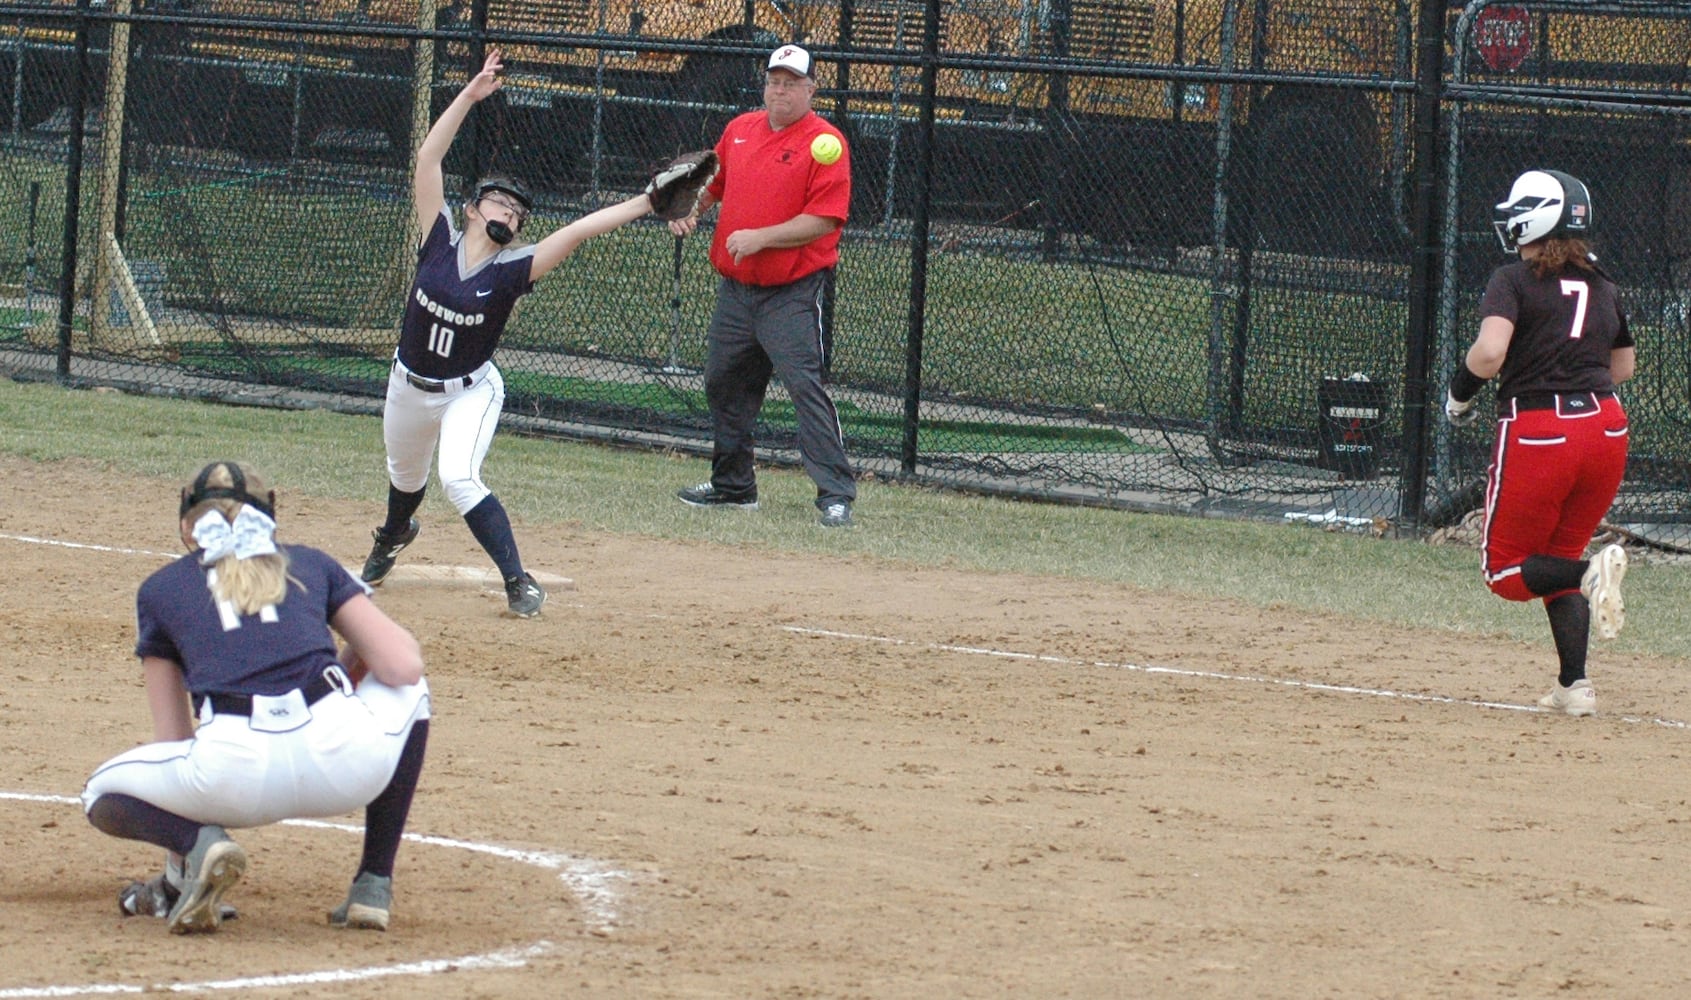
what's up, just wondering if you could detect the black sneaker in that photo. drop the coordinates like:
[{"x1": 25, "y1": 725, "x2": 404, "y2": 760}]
[
  {"x1": 677, "y1": 482, "x2": 758, "y2": 509},
  {"x1": 505, "y1": 572, "x2": 547, "y2": 618},
  {"x1": 361, "y1": 518, "x2": 419, "y2": 585},
  {"x1": 819, "y1": 501, "x2": 853, "y2": 528}
]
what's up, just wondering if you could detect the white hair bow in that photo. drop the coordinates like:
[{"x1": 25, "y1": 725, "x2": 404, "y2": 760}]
[{"x1": 193, "y1": 505, "x2": 278, "y2": 565}]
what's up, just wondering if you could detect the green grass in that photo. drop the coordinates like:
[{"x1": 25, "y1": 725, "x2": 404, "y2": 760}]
[
  {"x1": 3, "y1": 377, "x2": 1688, "y2": 662},
  {"x1": 168, "y1": 347, "x2": 1153, "y2": 454}
]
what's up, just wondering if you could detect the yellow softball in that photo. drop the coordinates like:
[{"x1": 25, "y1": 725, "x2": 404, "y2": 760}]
[{"x1": 810, "y1": 133, "x2": 842, "y2": 166}]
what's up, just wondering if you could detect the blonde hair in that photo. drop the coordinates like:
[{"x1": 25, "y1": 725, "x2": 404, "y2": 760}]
[
  {"x1": 181, "y1": 462, "x2": 295, "y2": 614},
  {"x1": 1529, "y1": 238, "x2": 1597, "y2": 279}
]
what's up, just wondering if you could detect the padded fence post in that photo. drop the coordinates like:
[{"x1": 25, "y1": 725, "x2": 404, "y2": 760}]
[
  {"x1": 89, "y1": 0, "x2": 134, "y2": 352},
  {"x1": 53, "y1": 0, "x2": 94, "y2": 377}
]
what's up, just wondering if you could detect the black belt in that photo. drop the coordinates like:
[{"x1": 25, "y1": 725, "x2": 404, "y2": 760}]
[
  {"x1": 404, "y1": 370, "x2": 474, "y2": 393},
  {"x1": 195, "y1": 669, "x2": 340, "y2": 717},
  {"x1": 1510, "y1": 390, "x2": 1614, "y2": 412}
]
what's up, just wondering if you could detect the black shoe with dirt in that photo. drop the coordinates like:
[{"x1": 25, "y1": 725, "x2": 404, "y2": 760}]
[
  {"x1": 505, "y1": 572, "x2": 547, "y2": 618},
  {"x1": 677, "y1": 482, "x2": 758, "y2": 509},
  {"x1": 361, "y1": 518, "x2": 420, "y2": 585}
]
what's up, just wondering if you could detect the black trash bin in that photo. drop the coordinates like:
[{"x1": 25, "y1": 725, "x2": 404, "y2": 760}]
[{"x1": 1317, "y1": 375, "x2": 1390, "y2": 480}]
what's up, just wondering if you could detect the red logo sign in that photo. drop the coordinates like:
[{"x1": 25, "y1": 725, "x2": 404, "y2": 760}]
[{"x1": 1475, "y1": 5, "x2": 1532, "y2": 72}]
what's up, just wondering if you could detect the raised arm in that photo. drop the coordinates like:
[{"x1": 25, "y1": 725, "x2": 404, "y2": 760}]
[
  {"x1": 414, "y1": 49, "x2": 506, "y2": 233},
  {"x1": 528, "y1": 193, "x2": 655, "y2": 282}
]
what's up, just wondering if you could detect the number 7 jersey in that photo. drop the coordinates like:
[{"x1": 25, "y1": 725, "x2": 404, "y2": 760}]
[
  {"x1": 1478, "y1": 259, "x2": 1634, "y2": 402},
  {"x1": 395, "y1": 208, "x2": 536, "y2": 381}
]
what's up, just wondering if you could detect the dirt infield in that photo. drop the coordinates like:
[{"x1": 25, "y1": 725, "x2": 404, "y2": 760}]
[{"x1": 5, "y1": 454, "x2": 1691, "y2": 998}]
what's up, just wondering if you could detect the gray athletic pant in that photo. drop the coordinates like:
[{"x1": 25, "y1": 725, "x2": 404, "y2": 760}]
[{"x1": 704, "y1": 269, "x2": 856, "y2": 508}]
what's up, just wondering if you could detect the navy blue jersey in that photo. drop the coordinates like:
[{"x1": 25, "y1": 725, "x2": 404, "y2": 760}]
[
  {"x1": 135, "y1": 545, "x2": 368, "y2": 697},
  {"x1": 395, "y1": 208, "x2": 536, "y2": 380},
  {"x1": 1479, "y1": 259, "x2": 1634, "y2": 401}
]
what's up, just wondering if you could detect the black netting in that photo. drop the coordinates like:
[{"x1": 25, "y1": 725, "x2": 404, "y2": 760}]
[{"x1": 2, "y1": 0, "x2": 1688, "y2": 540}]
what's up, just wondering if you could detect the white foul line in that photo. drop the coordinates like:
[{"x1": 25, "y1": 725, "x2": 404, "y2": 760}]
[
  {"x1": 0, "y1": 794, "x2": 641, "y2": 997},
  {"x1": 285, "y1": 819, "x2": 631, "y2": 932},
  {"x1": 0, "y1": 945, "x2": 550, "y2": 998},
  {"x1": 0, "y1": 532, "x2": 174, "y2": 559},
  {"x1": 783, "y1": 626, "x2": 1691, "y2": 730}
]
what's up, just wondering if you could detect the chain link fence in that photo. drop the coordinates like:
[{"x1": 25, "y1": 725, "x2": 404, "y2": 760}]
[{"x1": 1, "y1": 0, "x2": 1687, "y2": 541}]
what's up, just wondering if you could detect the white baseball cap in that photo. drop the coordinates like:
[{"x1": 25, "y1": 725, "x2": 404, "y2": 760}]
[{"x1": 767, "y1": 45, "x2": 813, "y2": 78}]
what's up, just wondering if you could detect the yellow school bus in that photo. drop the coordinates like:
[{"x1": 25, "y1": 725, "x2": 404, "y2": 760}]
[{"x1": 4, "y1": 0, "x2": 1685, "y2": 256}]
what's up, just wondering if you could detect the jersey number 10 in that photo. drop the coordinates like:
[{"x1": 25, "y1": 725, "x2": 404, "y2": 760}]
[{"x1": 428, "y1": 323, "x2": 456, "y2": 358}]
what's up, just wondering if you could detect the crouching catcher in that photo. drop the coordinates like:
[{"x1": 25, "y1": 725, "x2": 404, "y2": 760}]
[{"x1": 81, "y1": 461, "x2": 432, "y2": 933}]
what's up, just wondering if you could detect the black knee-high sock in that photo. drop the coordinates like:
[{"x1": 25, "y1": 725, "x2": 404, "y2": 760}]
[
  {"x1": 86, "y1": 793, "x2": 200, "y2": 856},
  {"x1": 1521, "y1": 555, "x2": 1587, "y2": 597},
  {"x1": 1546, "y1": 593, "x2": 1591, "y2": 689},
  {"x1": 383, "y1": 485, "x2": 427, "y2": 536},
  {"x1": 359, "y1": 719, "x2": 429, "y2": 879},
  {"x1": 463, "y1": 495, "x2": 524, "y2": 581}
]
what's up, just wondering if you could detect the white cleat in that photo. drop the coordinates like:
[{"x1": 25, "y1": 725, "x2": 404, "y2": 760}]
[{"x1": 1581, "y1": 543, "x2": 1628, "y2": 640}]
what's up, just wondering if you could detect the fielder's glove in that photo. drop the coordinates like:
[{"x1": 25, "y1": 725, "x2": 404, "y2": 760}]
[
  {"x1": 1445, "y1": 390, "x2": 1479, "y2": 427},
  {"x1": 645, "y1": 149, "x2": 719, "y2": 221}
]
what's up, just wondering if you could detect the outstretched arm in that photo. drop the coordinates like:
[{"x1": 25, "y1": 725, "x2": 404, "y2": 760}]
[
  {"x1": 528, "y1": 193, "x2": 654, "y2": 282},
  {"x1": 414, "y1": 48, "x2": 506, "y2": 233}
]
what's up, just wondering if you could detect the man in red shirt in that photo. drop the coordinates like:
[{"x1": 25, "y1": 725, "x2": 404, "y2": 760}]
[{"x1": 666, "y1": 44, "x2": 857, "y2": 527}]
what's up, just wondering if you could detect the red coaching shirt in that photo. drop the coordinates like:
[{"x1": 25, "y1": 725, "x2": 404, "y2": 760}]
[{"x1": 707, "y1": 109, "x2": 850, "y2": 287}]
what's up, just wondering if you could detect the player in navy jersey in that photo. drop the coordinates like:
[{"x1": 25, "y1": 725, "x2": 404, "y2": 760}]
[
  {"x1": 1445, "y1": 170, "x2": 1634, "y2": 717},
  {"x1": 362, "y1": 47, "x2": 661, "y2": 616},
  {"x1": 82, "y1": 462, "x2": 432, "y2": 933}
]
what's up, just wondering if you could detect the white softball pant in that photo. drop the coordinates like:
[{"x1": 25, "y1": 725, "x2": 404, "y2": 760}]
[
  {"x1": 382, "y1": 357, "x2": 504, "y2": 514},
  {"x1": 81, "y1": 674, "x2": 431, "y2": 830}
]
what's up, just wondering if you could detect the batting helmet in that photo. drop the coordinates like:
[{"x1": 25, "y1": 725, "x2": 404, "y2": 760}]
[
  {"x1": 471, "y1": 175, "x2": 534, "y2": 215},
  {"x1": 180, "y1": 461, "x2": 276, "y2": 520},
  {"x1": 1492, "y1": 169, "x2": 1593, "y2": 254}
]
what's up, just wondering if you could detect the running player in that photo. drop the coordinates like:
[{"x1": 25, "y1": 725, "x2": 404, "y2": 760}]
[
  {"x1": 363, "y1": 47, "x2": 659, "y2": 615},
  {"x1": 1445, "y1": 169, "x2": 1634, "y2": 717},
  {"x1": 82, "y1": 461, "x2": 431, "y2": 933}
]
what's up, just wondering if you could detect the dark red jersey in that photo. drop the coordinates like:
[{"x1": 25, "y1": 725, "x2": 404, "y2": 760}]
[{"x1": 1478, "y1": 259, "x2": 1633, "y2": 402}]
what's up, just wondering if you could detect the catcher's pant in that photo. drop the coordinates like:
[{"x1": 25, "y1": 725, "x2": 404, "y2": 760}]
[
  {"x1": 382, "y1": 356, "x2": 503, "y2": 514},
  {"x1": 1482, "y1": 392, "x2": 1628, "y2": 602},
  {"x1": 81, "y1": 671, "x2": 431, "y2": 830},
  {"x1": 704, "y1": 270, "x2": 855, "y2": 507}
]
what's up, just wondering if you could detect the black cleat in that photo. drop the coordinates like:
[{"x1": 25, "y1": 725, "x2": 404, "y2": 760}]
[
  {"x1": 504, "y1": 572, "x2": 547, "y2": 618},
  {"x1": 361, "y1": 518, "x2": 419, "y2": 585},
  {"x1": 676, "y1": 482, "x2": 758, "y2": 509}
]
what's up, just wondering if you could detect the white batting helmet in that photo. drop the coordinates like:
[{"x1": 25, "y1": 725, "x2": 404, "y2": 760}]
[{"x1": 1492, "y1": 169, "x2": 1593, "y2": 253}]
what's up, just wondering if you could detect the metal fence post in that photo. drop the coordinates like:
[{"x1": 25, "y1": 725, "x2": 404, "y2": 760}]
[{"x1": 1398, "y1": 0, "x2": 1453, "y2": 530}]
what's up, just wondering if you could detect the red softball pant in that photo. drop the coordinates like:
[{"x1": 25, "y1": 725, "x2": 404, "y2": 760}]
[{"x1": 1482, "y1": 394, "x2": 1628, "y2": 602}]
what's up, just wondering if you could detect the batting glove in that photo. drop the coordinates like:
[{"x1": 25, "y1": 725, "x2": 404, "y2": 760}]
[{"x1": 1445, "y1": 390, "x2": 1479, "y2": 428}]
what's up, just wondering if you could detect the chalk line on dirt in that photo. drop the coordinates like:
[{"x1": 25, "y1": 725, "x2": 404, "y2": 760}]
[
  {"x1": 0, "y1": 793, "x2": 639, "y2": 997},
  {"x1": 783, "y1": 626, "x2": 1691, "y2": 730}
]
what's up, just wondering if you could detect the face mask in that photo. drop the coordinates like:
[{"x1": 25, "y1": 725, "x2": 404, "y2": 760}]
[{"x1": 485, "y1": 219, "x2": 515, "y2": 245}]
